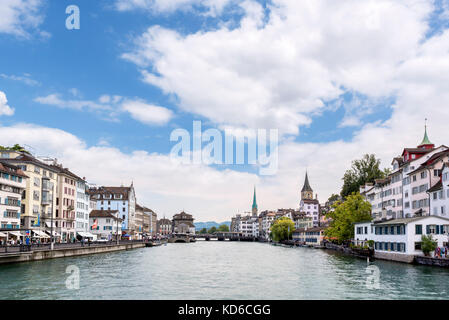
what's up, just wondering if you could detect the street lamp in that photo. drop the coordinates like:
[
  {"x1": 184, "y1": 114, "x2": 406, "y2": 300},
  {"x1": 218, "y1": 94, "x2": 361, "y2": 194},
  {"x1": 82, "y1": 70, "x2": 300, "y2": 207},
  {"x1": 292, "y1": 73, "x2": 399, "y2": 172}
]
[{"x1": 50, "y1": 183, "x2": 54, "y2": 250}]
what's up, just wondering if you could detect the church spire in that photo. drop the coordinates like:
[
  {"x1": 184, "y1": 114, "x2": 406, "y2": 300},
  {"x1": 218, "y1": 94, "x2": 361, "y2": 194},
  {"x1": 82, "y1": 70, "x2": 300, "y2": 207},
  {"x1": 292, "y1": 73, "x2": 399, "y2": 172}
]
[
  {"x1": 301, "y1": 171, "x2": 313, "y2": 192},
  {"x1": 418, "y1": 118, "x2": 434, "y2": 149},
  {"x1": 301, "y1": 171, "x2": 313, "y2": 201},
  {"x1": 252, "y1": 186, "x2": 258, "y2": 216}
]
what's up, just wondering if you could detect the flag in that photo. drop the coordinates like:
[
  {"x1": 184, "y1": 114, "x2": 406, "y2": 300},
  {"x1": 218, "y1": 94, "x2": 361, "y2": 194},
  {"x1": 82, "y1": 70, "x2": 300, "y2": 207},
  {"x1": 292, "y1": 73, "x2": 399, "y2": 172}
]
[
  {"x1": 92, "y1": 219, "x2": 98, "y2": 230},
  {"x1": 34, "y1": 214, "x2": 40, "y2": 227}
]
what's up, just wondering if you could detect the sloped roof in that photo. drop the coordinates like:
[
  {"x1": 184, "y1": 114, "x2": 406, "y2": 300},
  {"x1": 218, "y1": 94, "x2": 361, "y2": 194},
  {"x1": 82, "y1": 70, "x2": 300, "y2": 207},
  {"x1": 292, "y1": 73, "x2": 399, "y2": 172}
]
[{"x1": 301, "y1": 172, "x2": 313, "y2": 192}]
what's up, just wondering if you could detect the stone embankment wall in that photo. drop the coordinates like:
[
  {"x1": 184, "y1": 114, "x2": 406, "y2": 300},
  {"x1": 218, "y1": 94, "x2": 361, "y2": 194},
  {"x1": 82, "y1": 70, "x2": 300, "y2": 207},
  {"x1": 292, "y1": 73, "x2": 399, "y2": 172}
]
[
  {"x1": 324, "y1": 242, "x2": 373, "y2": 258},
  {"x1": 414, "y1": 255, "x2": 449, "y2": 267},
  {"x1": 0, "y1": 242, "x2": 145, "y2": 265}
]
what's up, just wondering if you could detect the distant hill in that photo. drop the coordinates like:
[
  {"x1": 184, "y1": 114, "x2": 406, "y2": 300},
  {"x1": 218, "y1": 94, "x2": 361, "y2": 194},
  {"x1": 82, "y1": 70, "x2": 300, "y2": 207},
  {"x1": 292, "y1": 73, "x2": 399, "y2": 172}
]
[{"x1": 194, "y1": 221, "x2": 231, "y2": 231}]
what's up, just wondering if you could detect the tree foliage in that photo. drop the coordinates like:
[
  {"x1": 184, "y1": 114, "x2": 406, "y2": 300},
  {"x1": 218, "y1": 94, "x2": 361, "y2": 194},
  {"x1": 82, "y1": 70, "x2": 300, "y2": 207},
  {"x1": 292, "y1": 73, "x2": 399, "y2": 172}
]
[
  {"x1": 421, "y1": 235, "x2": 437, "y2": 256},
  {"x1": 208, "y1": 226, "x2": 217, "y2": 234},
  {"x1": 0, "y1": 144, "x2": 30, "y2": 154},
  {"x1": 199, "y1": 228, "x2": 207, "y2": 234},
  {"x1": 217, "y1": 224, "x2": 229, "y2": 232},
  {"x1": 325, "y1": 193, "x2": 372, "y2": 243},
  {"x1": 270, "y1": 217, "x2": 295, "y2": 242},
  {"x1": 341, "y1": 154, "x2": 388, "y2": 198}
]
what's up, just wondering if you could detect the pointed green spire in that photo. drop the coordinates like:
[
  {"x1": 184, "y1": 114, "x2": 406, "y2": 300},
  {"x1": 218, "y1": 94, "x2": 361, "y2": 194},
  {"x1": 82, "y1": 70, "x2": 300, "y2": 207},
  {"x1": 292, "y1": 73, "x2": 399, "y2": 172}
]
[
  {"x1": 252, "y1": 186, "x2": 257, "y2": 210},
  {"x1": 419, "y1": 119, "x2": 433, "y2": 146}
]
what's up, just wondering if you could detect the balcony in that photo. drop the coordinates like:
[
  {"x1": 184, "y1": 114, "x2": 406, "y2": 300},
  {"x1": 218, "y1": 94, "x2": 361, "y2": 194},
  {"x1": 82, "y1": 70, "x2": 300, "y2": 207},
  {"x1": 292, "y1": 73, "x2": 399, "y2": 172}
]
[
  {"x1": 41, "y1": 190, "x2": 53, "y2": 205},
  {"x1": 42, "y1": 178, "x2": 52, "y2": 192}
]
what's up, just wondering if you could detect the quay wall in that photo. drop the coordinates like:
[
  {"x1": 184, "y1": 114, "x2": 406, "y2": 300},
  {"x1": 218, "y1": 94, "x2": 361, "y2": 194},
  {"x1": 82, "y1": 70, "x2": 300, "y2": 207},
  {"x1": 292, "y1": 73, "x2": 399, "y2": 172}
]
[
  {"x1": 0, "y1": 243, "x2": 145, "y2": 265},
  {"x1": 414, "y1": 255, "x2": 449, "y2": 267},
  {"x1": 374, "y1": 251, "x2": 415, "y2": 264}
]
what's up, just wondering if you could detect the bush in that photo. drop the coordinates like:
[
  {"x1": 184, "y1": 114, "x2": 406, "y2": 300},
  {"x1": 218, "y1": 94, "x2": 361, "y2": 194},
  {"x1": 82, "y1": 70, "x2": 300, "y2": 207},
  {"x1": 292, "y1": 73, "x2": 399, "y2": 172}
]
[{"x1": 421, "y1": 235, "x2": 437, "y2": 256}]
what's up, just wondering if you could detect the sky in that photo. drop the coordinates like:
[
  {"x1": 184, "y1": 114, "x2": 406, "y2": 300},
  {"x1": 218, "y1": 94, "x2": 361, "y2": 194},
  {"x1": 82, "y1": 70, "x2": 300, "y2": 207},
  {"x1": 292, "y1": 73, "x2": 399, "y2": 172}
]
[{"x1": 1, "y1": 0, "x2": 449, "y2": 222}]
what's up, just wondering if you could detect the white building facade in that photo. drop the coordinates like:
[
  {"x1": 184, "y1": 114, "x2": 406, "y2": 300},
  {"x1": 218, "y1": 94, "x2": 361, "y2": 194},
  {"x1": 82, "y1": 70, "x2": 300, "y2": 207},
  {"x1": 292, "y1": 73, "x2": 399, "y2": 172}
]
[
  {"x1": 76, "y1": 179, "x2": 90, "y2": 234},
  {"x1": 0, "y1": 162, "x2": 27, "y2": 232},
  {"x1": 354, "y1": 216, "x2": 449, "y2": 261}
]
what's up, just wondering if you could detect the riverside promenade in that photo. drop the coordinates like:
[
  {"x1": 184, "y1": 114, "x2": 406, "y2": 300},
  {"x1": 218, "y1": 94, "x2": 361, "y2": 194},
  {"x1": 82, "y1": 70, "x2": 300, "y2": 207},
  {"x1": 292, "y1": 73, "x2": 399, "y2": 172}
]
[{"x1": 0, "y1": 240, "x2": 149, "y2": 265}]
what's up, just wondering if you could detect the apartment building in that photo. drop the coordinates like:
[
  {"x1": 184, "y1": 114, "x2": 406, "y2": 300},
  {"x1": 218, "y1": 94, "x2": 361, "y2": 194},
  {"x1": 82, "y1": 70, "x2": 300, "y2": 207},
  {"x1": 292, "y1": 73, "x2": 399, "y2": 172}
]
[
  {"x1": 89, "y1": 210, "x2": 122, "y2": 241},
  {"x1": 0, "y1": 152, "x2": 58, "y2": 234},
  {"x1": 361, "y1": 127, "x2": 448, "y2": 220},
  {"x1": 89, "y1": 184, "x2": 136, "y2": 238},
  {"x1": 75, "y1": 179, "x2": 91, "y2": 239},
  {"x1": 50, "y1": 165, "x2": 81, "y2": 242},
  {"x1": 428, "y1": 162, "x2": 449, "y2": 217},
  {"x1": 0, "y1": 161, "x2": 27, "y2": 234},
  {"x1": 354, "y1": 215, "x2": 449, "y2": 262}
]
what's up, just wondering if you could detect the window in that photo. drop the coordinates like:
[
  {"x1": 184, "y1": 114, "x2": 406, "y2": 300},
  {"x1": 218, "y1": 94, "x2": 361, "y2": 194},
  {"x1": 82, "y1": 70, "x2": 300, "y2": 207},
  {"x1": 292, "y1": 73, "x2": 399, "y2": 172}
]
[
  {"x1": 415, "y1": 242, "x2": 422, "y2": 250},
  {"x1": 420, "y1": 171, "x2": 427, "y2": 179},
  {"x1": 415, "y1": 224, "x2": 422, "y2": 235}
]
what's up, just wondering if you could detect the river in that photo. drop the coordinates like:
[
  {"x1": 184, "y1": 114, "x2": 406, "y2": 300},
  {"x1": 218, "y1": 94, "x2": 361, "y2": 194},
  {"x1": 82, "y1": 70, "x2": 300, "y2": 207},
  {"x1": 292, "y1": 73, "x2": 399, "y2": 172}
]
[{"x1": 1, "y1": 241, "x2": 449, "y2": 300}]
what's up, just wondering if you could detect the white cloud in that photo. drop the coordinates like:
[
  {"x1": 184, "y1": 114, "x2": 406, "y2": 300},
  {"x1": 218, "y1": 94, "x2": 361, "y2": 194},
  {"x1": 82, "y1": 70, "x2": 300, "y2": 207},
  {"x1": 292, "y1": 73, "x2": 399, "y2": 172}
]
[
  {"x1": 0, "y1": 123, "x2": 260, "y2": 222},
  {"x1": 116, "y1": 0, "x2": 449, "y2": 211},
  {"x1": 0, "y1": 73, "x2": 40, "y2": 86},
  {"x1": 122, "y1": 0, "x2": 433, "y2": 136},
  {"x1": 122, "y1": 99, "x2": 173, "y2": 125},
  {"x1": 35, "y1": 93, "x2": 173, "y2": 126},
  {"x1": 0, "y1": 0, "x2": 46, "y2": 37},
  {"x1": 34, "y1": 94, "x2": 113, "y2": 112},
  {"x1": 114, "y1": 0, "x2": 233, "y2": 16},
  {"x1": 0, "y1": 91, "x2": 15, "y2": 116}
]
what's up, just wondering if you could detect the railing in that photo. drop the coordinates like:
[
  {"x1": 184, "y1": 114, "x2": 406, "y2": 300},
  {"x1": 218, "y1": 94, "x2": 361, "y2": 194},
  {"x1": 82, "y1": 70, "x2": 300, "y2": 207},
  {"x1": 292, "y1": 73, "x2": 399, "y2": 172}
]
[{"x1": 0, "y1": 239, "x2": 147, "y2": 255}]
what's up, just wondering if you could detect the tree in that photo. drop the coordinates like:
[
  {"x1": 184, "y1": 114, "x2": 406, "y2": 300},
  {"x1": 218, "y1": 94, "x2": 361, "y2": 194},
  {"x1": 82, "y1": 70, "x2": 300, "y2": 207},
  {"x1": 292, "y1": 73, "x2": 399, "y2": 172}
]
[
  {"x1": 217, "y1": 224, "x2": 229, "y2": 232},
  {"x1": 199, "y1": 228, "x2": 207, "y2": 234},
  {"x1": 341, "y1": 154, "x2": 388, "y2": 198},
  {"x1": 0, "y1": 144, "x2": 30, "y2": 154},
  {"x1": 270, "y1": 217, "x2": 295, "y2": 242},
  {"x1": 421, "y1": 235, "x2": 437, "y2": 256},
  {"x1": 208, "y1": 226, "x2": 217, "y2": 234},
  {"x1": 325, "y1": 193, "x2": 372, "y2": 243}
]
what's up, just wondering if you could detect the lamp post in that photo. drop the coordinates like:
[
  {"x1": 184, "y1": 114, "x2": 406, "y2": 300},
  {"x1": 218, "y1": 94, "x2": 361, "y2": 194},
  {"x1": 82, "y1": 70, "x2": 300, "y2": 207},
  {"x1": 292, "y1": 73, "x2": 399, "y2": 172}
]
[
  {"x1": 50, "y1": 183, "x2": 54, "y2": 250},
  {"x1": 116, "y1": 214, "x2": 119, "y2": 245}
]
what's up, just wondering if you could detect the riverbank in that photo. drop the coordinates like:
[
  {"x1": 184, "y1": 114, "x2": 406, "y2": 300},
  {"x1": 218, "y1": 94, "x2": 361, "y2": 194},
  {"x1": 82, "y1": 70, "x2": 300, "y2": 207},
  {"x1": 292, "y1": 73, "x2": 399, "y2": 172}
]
[{"x1": 0, "y1": 242, "x2": 146, "y2": 265}]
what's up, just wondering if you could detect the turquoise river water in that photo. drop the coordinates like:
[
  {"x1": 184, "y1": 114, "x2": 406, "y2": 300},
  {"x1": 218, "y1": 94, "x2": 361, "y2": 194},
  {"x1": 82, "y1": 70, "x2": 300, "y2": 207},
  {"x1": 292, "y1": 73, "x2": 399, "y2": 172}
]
[{"x1": 1, "y1": 241, "x2": 448, "y2": 300}]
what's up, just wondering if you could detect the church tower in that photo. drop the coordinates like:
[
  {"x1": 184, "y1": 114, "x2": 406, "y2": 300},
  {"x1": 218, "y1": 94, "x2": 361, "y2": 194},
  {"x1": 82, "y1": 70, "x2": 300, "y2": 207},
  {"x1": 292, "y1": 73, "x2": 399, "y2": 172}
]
[
  {"x1": 417, "y1": 119, "x2": 435, "y2": 150},
  {"x1": 251, "y1": 186, "x2": 258, "y2": 217},
  {"x1": 301, "y1": 171, "x2": 313, "y2": 201}
]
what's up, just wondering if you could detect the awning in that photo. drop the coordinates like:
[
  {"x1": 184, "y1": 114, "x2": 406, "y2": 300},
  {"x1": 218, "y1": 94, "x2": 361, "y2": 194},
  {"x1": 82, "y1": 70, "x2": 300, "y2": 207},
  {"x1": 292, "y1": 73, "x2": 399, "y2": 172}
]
[
  {"x1": 8, "y1": 231, "x2": 22, "y2": 237},
  {"x1": 45, "y1": 221, "x2": 56, "y2": 228},
  {"x1": 45, "y1": 230, "x2": 61, "y2": 237},
  {"x1": 32, "y1": 230, "x2": 50, "y2": 238},
  {"x1": 0, "y1": 232, "x2": 7, "y2": 237},
  {"x1": 77, "y1": 232, "x2": 94, "y2": 238}
]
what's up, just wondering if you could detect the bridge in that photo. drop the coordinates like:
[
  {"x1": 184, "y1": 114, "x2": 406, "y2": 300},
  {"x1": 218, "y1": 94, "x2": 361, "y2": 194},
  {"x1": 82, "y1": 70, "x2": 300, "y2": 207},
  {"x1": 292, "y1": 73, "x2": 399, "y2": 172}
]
[{"x1": 193, "y1": 232, "x2": 256, "y2": 241}]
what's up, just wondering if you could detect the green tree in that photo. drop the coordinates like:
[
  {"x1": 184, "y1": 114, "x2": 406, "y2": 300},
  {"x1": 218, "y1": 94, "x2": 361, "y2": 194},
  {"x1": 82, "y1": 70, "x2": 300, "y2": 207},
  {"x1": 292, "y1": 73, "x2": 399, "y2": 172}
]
[
  {"x1": 270, "y1": 217, "x2": 295, "y2": 242},
  {"x1": 325, "y1": 193, "x2": 372, "y2": 243},
  {"x1": 421, "y1": 235, "x2": 437, "y2": 256},
  {"x1": 341, "y1": 154, "x2": 388, "y2": 198},
  {"x1": 217, "y1": 224, "x2": 229, "y2": 232},
  {"x1": 0, "y1": 144, "x2": 30, "y2": 154},
  {"x1": 199, "y1": 228, "x2": 207, "y2": 234},
  {"x1": 208, "y1": 226, "x2": 217, "y2": 234}
]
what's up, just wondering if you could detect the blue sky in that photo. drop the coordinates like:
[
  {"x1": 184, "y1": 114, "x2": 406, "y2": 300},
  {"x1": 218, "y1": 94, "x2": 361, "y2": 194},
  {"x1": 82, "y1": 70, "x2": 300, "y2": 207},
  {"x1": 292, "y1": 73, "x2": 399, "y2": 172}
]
[
  {"x1": 0, "y1": 0, "x2": 393, "y2": 155},
  {"x1": 1, "y1": 0, "x2": 449, "y2": 221}
]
